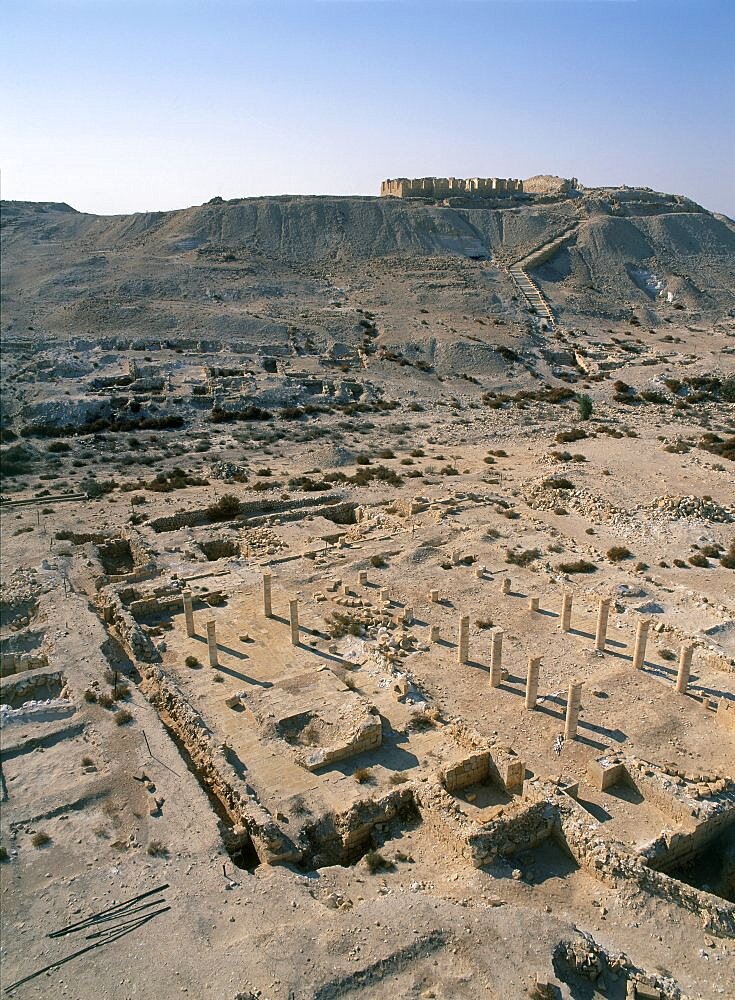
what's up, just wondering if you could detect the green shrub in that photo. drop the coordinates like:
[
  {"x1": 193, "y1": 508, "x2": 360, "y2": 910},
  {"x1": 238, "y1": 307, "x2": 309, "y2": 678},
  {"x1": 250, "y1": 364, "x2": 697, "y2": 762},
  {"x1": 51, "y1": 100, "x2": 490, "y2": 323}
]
[{"x1": 576, "y1": 394, "x2": 593, "y2": 420}]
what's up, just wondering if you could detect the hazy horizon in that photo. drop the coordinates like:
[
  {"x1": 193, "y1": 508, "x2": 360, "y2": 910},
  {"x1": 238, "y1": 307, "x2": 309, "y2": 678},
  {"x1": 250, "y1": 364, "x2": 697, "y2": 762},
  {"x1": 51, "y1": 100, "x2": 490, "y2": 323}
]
[{"x1": 2, "y1": 0, "x2": 734, "y2": 217}]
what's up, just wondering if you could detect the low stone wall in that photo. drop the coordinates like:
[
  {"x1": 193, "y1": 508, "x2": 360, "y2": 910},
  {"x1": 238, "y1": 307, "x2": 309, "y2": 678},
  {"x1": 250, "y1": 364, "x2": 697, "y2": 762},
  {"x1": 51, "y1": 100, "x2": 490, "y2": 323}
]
[
  {"x1": 415, "y1": 771, "x2": 550, "y2": 868},
  {"x1": 138, "y1": 663, "x2": 300, "y2": 865},
  {"x1": 301, "y1": 788, "x2": 416, "y2": 866},
  {"x1": 301, "y1": 715, "x2": 383, "y2": 772},
  {"x1": 0, "y1": 670, "x2": 66, "y2": 708},
  {"x1": 0, "y1": 652, "x2": 49, "y2": 677},
  {"x1": 148, "y1": 492, "x2": 345, "y2": 533},
  {"x1": 544, "y1": 782, "x2": 735, "y2": 939}
]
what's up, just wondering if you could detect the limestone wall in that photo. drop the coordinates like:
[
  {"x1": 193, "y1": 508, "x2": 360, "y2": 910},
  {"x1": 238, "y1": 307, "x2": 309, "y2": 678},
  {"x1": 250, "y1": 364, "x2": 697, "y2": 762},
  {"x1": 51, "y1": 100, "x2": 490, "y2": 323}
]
[
  {"x1": 148, "y1": 492, "x2": 345, "y2": 533},
  {"x1": 138, "y1": 662, "x2": 300, "y2": 865},
  {"x1": 381, "y1": 177, "x2": 523, "y2": 199},
  {"x1": 522, "y1": 175, "x2": 579, "y2": 195}
]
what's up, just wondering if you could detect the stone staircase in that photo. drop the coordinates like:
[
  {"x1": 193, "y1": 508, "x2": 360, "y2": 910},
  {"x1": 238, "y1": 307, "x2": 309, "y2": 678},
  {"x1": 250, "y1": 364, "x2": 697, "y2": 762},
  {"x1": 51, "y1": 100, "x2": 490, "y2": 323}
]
[
  {"x1": 508, "y1": 266, "x2": 555, "y2": 326},
  {"x1": 502, "y1": 220, "x2": 584, "y2": 329}
]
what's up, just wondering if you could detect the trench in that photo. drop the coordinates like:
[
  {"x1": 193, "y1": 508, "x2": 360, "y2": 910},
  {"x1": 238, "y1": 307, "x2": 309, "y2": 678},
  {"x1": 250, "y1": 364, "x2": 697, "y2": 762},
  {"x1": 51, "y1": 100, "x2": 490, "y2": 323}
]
[
  {"x1": 663, "y1": 828, "x2": 735, "y2": 903},
  {"x1": 154, "y1": 710, "x2": 261, "y2": 871}
]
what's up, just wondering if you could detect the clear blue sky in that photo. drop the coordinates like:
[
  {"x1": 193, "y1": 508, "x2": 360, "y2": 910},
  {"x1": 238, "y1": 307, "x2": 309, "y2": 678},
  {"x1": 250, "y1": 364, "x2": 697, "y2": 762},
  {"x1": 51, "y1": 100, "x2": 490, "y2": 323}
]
[{"x1": 2, "y1": 0, "x2": 733, "y2": 216}]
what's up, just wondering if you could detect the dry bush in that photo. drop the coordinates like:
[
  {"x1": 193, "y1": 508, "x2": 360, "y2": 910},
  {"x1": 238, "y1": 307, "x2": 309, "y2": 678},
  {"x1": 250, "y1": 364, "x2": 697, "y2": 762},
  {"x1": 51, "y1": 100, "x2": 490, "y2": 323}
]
[
  {"x1": 147, "y1": 841, "x2": 169, "y2": 857},
  {"x1": 364, "y1": 850, "x2": 394, "y2": 874},
  {"x1": 354, "y1": 768, "x2": 373, "y2": 784},
  {"x1": 31, "y1": 831, "x2": 50, "y2": 848},
  {"x1": 558, "y1": 559, "x2": 597, "y2": 574},
  {"x1": 607, "y1": 546, "x2": 632, "y2": 562}
]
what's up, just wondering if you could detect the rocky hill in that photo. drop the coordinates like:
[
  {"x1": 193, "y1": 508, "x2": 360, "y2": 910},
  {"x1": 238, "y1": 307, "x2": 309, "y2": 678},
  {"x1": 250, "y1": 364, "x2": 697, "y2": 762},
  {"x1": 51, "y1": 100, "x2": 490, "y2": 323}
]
[{"x1": 2, "y1": 187, "x2": 734, "y2": 356}]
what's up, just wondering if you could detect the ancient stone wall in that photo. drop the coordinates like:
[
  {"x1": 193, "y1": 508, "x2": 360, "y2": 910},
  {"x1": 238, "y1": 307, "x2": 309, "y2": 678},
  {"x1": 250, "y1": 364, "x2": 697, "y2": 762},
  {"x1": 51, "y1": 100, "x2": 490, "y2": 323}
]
[
  {"x1": 138, "y1": 662, "x2": 300, "y2": 865},
  {"x1": 380, "y1": 177, "x2": 523, "y2": 198},
  {"x1": 522, "y1": 175, "x2": 579, "y2": 195},
  {"x1": 148, "y1": 492, "x2": 345, "y2": 533}
]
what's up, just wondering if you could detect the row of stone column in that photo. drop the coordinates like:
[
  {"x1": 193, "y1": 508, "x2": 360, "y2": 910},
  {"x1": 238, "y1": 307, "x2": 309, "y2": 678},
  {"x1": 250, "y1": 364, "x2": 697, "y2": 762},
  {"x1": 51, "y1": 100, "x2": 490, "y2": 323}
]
[
  {"x1": 501, "y1": 583, "x2": 695, "y2": 693},
  {"x1": 182, "y1": 572, "x2": 696, "y2": 699}
]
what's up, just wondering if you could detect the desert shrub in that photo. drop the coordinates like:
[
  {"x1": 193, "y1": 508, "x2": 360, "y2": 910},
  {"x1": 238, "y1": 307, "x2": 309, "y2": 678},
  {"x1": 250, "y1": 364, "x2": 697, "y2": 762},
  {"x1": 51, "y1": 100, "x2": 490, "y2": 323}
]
[
  {"x1": 370, "y1": 554, "x2": 387, "y2": 568},
  {"x1": 355, "y1": 455, "x2": 371, "y2": 465},
  {"x1": 31, "y1": 831, "x2": 51, "y2": 848},
  {"x1": 185, "y1": 654, "x2": 200, "y2": 667},
  {"x1": 147, "y1": 841, "x2": 169, "y2": 857},
  {"x1": 389, "y1": 772, "x2": 408, "y2": 784},
  {"x1": 673, "y1": 558, "x2": 687, "y2": 568},
  {"x1": 558, "y1": 559, "x2": 597, "y2": 574},
  {"x1": 206, "y1": 494, "x2": 240, "y2": 522},
  {"x1": 212, "y1": 673, "x2": 225, "y2": 683},
  {"x1": 543, "y1": 476, "x2": 575, "y2": 490},
  {"x1": 364, "y1": 850, "x2": 394, "y2": 874},
  {"x1": 659, "y1": 648, "x2": 676, "y2": 661},
  {"x1": 607, "y1": 546, "x2": 632, "y2": 562},
  {"x1": 97, "y1": 692, "x2": 114, "y2": 709},
  {"x1": 210, "y1": 406, "x2": 270, "y2": 423},
  {"x1": 505, "y1": 548, "x2": 540, "y2": 567},
  {"x1": 81, "y1": 756, "x2": 94, "y2": 767},
  {"x1": 439, "y1": 465, "x2": 459, "y2": 476},
  {"x1": 556, "y1": 429, "x2": 587, "y2": 444},
  {"x1": 354, "y1": 767, "x2": 373, "y2": 784},
  {"x1": 83, "y1": 688, "x2": 98, "y2": 703},
  {"x1": 114, "y1": 708, "x2": 133, "y2": 725},
  {"x1": 377, "y1": 449, "x2": 395, "y2": 459},
  {"x1": 688, "y1": 552, "x2": 709, "y2": 568},
  {"x1": 576, "y1": 394, "x2": 593, "y2": 420}
]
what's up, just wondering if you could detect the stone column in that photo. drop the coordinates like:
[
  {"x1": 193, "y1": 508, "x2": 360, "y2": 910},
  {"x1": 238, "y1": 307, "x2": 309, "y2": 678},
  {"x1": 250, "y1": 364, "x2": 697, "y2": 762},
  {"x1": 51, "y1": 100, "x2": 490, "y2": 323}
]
[
  {"x1": 263, "y1": 572, "x2": 272, "y2": 618},
  {"x1": 564, "y1": 680, "x2": 583, "y2": 739},
  {"x1": 632, "y1": 618, "x2": 650, "y2": 670},
  {"x1": 490, "y1": 628, "x2": 503, "y2": 688},
  {"x1": 560, "y1": 591, "x2": 572, "y2": 632},
  {"x1": 457, "y1": 615, "x2": 470, "y2": 664},
  {"x1": 452, "y1": 549, "x2": 461, "y2": 566},
  {"x1": 403, "y1": 606, "x2": 413, "y2": 625},
  {"x1": 206, "y1": 620, "x2": 218, "y2": 668},
  {"x1": 358, "y1": 570, "x2": 368, "y2": 586},
  {"x1": 429, "y1": 589, "x2": 439, "y2": 603},
  {"x1": 379, "y1": 588, "x2": 390, "y2": 604},
  {"x1": 430, "y1": 624, "x2": 440, "y2": 643},
  {"x1": 182, "y1": 589, "x2": 195, "y2": 637},
  {"x1": 676, "y1": 644, "x2": 693, "y2": 694},
  {"x1": 289, "y1": 599, "x2": 300, "y2": 646},
  {"x1": 528, "y1": 596, "x2": 539, "y2": 612},
  {"x1": 595, "y1": 598, "x2": 611, "y2": 651},
  {"x1": 525, "y1": 656, "x2": 541, "y2": 710},
  {"x1": 501, "y1": 577, "x2": 511, "y2": 595},
  {"x1": 475, "y1": 566, "x2": 485, "y2": 579}
]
